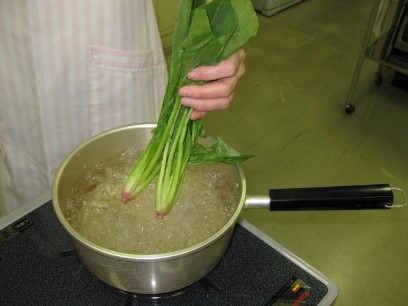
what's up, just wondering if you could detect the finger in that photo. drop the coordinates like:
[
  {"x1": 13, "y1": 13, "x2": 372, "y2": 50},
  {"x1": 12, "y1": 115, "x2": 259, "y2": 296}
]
[
  {"x1": 181, "y1": 94, "x2": 233, "y2": 113},
  {"x1": 179, "y1": 61, "x2": 245, "y2": 99},
  {"x1": 179, "y1": 78, "x2": 234, "y2": 99},
  {"x1": 189, "y1": 110, "x2": 207, "y2": 120},
  {"x1": 188, "y1": 49, "x2": 246, "y2": 81}
]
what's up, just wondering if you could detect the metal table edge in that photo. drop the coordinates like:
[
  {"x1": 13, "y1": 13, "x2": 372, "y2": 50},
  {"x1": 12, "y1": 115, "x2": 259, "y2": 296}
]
[{"x1": 0, "y1": 190, "x2": 52, "y2": 231}]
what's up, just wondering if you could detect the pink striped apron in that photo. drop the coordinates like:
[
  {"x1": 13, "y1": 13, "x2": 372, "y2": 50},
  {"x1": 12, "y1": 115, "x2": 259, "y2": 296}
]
[{"x1": 0, "y1": 0, "x2": 168, "y2": 216}]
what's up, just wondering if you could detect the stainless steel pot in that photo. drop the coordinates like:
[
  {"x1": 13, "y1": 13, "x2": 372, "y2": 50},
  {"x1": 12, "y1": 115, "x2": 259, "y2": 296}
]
[
  {"x1": 52, "y1": 123, "x2": 398, "y2": 294},
  {"x1": 53, "y1": 123, "x2": 247, "y2": 294}
]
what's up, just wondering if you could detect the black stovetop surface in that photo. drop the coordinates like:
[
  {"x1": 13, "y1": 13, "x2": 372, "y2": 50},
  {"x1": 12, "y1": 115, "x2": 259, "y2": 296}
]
[{"x1": 0, "y1": 201, "x2": 332, "y2": 305}]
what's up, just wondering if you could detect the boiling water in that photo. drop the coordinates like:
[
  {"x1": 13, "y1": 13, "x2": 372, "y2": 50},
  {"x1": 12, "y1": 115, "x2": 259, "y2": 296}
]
[{"x1": 64, "y1": 148, "x2": 240, "y2": 254}]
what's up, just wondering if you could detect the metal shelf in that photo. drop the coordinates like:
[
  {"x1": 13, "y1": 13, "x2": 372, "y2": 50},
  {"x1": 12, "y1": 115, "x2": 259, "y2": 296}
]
[
  {"x1": 344, "y1": 0, "x2": 407, "y2": 114},
  {"x1": 366, "y1": 29, "x2": 408, "y2": 73}
]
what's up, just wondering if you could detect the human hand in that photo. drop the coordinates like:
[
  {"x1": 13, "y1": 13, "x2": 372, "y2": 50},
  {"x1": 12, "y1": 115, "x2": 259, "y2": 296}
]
[{"x1": 178, "y1": 49, "x2": 246, "y2": 120}]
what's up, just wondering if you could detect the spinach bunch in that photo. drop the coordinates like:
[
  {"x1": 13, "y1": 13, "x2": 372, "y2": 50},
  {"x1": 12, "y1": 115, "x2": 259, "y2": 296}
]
[{"x1": 121, "y1": 0, "x2": 258, "y2": 219}]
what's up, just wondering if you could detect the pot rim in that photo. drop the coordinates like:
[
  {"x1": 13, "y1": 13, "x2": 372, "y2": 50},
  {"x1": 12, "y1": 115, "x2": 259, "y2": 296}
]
[{"x1": 52, "y1": 123, "x2": 247, "y2": 262}]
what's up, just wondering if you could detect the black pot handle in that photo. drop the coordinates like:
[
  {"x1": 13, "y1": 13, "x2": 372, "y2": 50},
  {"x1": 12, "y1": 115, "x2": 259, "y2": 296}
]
[{"x1": 268, "y1": 184, "x2": 394, "y2": 210}]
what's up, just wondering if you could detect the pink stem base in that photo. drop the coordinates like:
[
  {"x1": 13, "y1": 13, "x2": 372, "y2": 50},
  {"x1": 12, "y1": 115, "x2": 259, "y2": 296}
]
[
  {"x1": 121, "y1": 192, "x2": 131, "y2": 204},
  {"x1": 155, "y1": 212, "x2": 166, "y2": 220}
]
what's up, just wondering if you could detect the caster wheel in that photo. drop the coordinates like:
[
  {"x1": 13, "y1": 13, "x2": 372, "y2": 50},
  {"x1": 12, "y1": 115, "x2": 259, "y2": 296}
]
[
  {"x1": 345, "y1": 104, "x2": 355, "y2": 114},
  {"x1": 375, "y1": 73, "x2": 383, "y2": 85}
]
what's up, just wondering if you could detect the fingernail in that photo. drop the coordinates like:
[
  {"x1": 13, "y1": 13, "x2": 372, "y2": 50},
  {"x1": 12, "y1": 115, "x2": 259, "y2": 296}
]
[
  {"x1": 181, "y1": 97, "x2": 192, "y2": 106},
  {"x1": 188, "y1": 71, "x2": 198, "y2": 80},
  {"x1": 179, "y1": 88, "x2": 189, "y2": 96}
]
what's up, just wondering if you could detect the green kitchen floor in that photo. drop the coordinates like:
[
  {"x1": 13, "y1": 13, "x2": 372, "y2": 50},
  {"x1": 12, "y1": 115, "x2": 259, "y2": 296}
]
[{"x1": 201, "y1": 0, "x2": 408, "y2": 305}]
